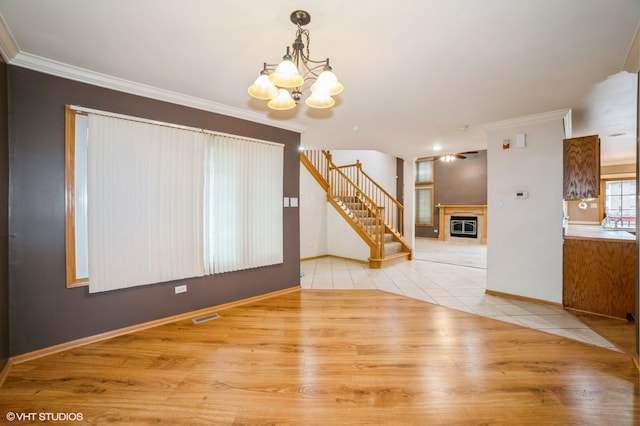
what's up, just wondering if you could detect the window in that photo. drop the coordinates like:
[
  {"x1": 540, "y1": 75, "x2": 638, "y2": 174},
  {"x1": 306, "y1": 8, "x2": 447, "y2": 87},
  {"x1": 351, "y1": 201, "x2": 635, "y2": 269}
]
[
  {"x1": 603, "y1": 178, "x2": 636, "y2": 228},
  {"x1": 415, "y1": 187, "x2": 433, "y2": 225},
  {"x1": 65, "y1": 107, "x2": 89, "y2": 287},
  {"x1": 415, "y1": 158, "x2": 434, "y2": 226},
  {"x1": 65, "y1": 105, "x2": 284, "y2": 292},
  {"x1": 415, "y1": 158, "x2": 434, "y2": 184}
]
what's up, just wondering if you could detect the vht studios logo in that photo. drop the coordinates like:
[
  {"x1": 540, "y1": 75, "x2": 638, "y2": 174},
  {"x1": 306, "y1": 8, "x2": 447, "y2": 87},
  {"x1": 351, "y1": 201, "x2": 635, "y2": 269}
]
[{"x1": 6, "y1": 411, "x2": 84, "y2": 422}]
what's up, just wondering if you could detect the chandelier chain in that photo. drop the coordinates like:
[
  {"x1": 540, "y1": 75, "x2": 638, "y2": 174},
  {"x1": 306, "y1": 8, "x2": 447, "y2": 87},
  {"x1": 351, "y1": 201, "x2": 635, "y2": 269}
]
[{"x1": 300, "y1": 27, "x2": 310, "y2": 60}]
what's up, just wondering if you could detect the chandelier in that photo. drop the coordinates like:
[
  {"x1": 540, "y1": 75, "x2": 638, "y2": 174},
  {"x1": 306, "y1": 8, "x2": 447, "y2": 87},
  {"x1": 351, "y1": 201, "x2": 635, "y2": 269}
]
[{"x1": 247, "y1": 10, "x2": 343, "y2": 110}]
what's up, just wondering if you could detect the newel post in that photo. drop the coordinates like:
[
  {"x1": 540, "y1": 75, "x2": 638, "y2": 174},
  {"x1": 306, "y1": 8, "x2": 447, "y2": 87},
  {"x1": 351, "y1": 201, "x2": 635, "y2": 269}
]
[
  {"x1": 324, "y1": 150, "x2": 332, "y2": 182},
  {"x1": 377, "y1": 206, "x2": 385, "y2": 259}
]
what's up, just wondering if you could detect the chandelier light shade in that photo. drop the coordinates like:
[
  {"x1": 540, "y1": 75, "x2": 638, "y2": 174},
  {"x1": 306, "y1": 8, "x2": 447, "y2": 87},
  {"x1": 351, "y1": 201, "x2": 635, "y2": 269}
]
[
  {"x1": 305, "y1": 91, "x2": 335, "y2": 109},
  {"x1": 311, "y1": 70, "x2": 344, "y2": 96},
  {"x1": 248, "y1": 73, "x2": 279, "y2": 100},
  {"x1": 268, "y1": 88, "x2": 297, "y2": 111},
  {"x1": 247, "y1": 10, "x2": 343, "y2": 110}
]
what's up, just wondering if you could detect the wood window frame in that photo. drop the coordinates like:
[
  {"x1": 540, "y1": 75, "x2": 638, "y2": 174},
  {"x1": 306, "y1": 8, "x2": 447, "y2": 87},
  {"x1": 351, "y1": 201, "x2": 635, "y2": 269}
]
[
  {"x1": 65, "y1": 105, "x2": 88, "y2": 288},
  {"x1": 415, "y1": 186, "x2": 434, "y2": 226},
  {"x1": 415, "y1": 158, "x2": 434, "y2": 227},
  {"x1": 600, "y1": 176, "x2": 636, "y2": 224},
  {"x1": 64, "y1": 104, "x2": 286, "y2": 290}
]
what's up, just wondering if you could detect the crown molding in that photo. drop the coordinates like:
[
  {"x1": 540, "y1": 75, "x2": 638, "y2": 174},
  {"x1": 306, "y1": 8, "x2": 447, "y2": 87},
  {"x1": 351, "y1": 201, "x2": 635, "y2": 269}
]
[
  {"x1": 7, "y1": 50, "x2": 307, "y2": 133},
  {"x1": 481, "y1": 108, "x2": 571, "y2": 132},
  {"x1": 0, "y1": 13, "x2": 18, "y2": 61}
]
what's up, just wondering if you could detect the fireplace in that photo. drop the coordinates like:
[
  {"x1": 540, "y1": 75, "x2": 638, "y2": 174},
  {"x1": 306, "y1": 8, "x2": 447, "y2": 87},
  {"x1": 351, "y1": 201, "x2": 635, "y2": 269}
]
[
  {"x1": 437, "y1": 205, "x2": 487, "y2": 244},
  {"x1": 450, "y1": 216, "x2": 478, "y2": 238}
]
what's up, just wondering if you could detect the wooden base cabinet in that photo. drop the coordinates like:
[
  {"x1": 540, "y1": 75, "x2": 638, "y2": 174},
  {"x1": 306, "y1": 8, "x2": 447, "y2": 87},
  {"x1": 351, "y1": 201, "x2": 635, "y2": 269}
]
[{"x1": 563, "y1": 237, "x2": 635, "y2": 319}]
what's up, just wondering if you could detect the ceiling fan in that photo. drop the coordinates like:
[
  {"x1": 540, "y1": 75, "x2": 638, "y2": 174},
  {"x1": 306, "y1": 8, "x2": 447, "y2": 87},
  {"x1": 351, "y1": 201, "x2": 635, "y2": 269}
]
[{"x1": 440, "y1": 151, "x2": 479, "y2": 161}]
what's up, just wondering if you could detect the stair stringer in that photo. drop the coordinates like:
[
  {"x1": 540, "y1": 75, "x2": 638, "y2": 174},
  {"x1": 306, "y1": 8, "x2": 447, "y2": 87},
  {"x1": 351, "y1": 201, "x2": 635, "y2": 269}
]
[
  {"x1": 330, "y1": 195, "x2": 412, "y2": 268},
  {"x1": 327, "y1": 195, "x2": 378, "y2": 249}
]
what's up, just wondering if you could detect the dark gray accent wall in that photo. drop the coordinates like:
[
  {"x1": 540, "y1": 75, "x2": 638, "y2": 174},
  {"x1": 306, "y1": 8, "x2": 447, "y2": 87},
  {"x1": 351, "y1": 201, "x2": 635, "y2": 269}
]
[
  {"x1": 416, "y1": 150, "x2": 487, "y2": 238},
  {"x1": 396, "y1": 157, "x2": 405, "y2": 235},
  {"x1": 0, "y1": 57, "x2": 9, "y2": 369},
  {"x1": 396, "y1": 157, "x2": 404, "y2": 205},
  {"x1": 8, "y1": 66, "x2": 300, "y2": 356}
]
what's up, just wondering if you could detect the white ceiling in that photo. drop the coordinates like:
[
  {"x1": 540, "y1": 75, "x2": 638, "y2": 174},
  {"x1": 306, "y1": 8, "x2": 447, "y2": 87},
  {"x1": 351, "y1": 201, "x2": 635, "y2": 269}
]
[{"x1": 0, "y1": 0, "x2": 638, "y2": 164}]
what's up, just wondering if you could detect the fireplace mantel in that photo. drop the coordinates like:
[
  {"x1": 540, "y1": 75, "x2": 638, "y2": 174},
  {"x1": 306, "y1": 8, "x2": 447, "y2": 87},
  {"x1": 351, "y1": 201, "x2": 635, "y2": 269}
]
[{"x1": 437, "y1": 204, "x2": 487, "y2": 244}]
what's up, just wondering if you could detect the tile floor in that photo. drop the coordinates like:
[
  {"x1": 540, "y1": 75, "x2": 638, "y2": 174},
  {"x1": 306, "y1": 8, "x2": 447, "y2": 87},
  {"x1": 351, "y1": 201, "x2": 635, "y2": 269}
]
[{"x1": 300, "y1": 238, "x2": 621, "y2": 351}]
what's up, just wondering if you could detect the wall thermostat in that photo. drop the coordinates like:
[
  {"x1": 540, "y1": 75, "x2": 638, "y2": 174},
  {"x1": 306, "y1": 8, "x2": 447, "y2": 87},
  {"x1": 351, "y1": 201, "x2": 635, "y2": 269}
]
[{"x1": 516, "y1": 191, "x2": 529, "y2": 199}]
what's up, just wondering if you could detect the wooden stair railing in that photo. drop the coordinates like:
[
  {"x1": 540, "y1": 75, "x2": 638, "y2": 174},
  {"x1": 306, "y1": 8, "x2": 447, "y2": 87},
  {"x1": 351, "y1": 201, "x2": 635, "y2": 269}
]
[
  {"x1": 301, "y1": 149, "x2": 412, "y2": 267},
  {"x1": 329, "y1": 166, "x2": 386, "y2": 261},
  {"x1": 300, "y1": 149, "x2": 330, "y2": 191},
  {"x1": 335, "y1": 160, "x2": 404, "y2": 239}
]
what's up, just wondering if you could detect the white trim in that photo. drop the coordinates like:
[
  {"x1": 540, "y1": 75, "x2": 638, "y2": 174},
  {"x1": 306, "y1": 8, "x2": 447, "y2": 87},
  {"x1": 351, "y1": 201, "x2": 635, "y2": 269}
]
[
  {"x1": 10, "y1": 51, "x2": 306, "y2": 134},
  {"x1": 69, "y1": 104, "x2": 284, "y2": 148},
  {"x1": 601, "y1": 172, "x2": 636, "y2": 179},
  {"x1": 622, "y1": 19, "x2": 640, "y2": 72},
  {"x1": 481, "y1": 108, "x2": 572, "y2": 132},
  {"x1": 567, "y1": 220, "x2": 601, "y2": 225},
  {"x1": 563, "y1": 109, "x2": 572, "y2": 139},
  {"x1": 0, "y1": 13, "x2": 18, "y2": 61}
]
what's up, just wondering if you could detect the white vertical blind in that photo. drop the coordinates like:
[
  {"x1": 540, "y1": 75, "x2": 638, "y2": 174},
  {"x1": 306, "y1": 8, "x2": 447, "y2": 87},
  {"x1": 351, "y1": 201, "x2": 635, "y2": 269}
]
[
  {"x1": 415, "y1": 187, "x2": 433, "y2": 225},
  {"x1": 87, "y1": 114, "x2": 206, "y2": 293},
  {"x1": 80, "y1": 108, "x2": 285, "y2": 292},
  {"x1": 74, "y1": 114, "x2": 89, "y2": 279},
  {"x1": 415, "y1": 159, "x2": 433, "y2": 183},
  {"x1": 204, "y1": 135, "x2": 283, "y2": 274}
]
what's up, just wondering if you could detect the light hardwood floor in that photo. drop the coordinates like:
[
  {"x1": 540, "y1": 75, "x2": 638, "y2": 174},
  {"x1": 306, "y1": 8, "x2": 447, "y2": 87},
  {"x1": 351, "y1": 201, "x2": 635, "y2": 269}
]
[
  {"x1": 302, "y1": 239, "x2": 635, "y2": 352},
  {"x1": 1, "y1": 289, "x2": 638, "y2": 425}
]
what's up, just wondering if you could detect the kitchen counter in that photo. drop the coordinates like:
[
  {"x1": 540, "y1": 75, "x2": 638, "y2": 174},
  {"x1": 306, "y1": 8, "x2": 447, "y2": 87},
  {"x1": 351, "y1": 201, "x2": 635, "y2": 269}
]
[{"x1": 564, "y1": 224, "x2": 635, "y2": 242}]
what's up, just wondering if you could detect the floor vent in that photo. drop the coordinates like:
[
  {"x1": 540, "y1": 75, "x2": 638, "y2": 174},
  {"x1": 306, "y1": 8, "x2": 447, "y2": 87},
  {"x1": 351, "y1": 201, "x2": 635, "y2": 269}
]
[{"x1": 192, "y1": 313, "x2": 220, "y2": 324}]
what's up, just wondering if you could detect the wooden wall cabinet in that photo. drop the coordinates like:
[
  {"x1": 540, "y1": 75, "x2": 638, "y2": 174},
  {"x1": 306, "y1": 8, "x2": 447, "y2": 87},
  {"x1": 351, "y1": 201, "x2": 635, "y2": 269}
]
[{"x1": 563, "y1": 135, "x2": 600, "y2": 199}]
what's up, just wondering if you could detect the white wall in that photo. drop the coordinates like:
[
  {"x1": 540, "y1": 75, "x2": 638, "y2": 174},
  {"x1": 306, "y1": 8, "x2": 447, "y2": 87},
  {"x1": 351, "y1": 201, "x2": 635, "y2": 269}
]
[
  {"x1": 326, "y1": 206, "x2": 371, "y2": 262},
  {"x1": 300, "y1": 165, "x2": 328, "y2": 258},
  {"x1": 330, "y1": 150, "x2": 397, "y2": 198},
  {"x1": 484, "y1": 109, "x2": 569, "y2": 304},
  {"x1": 404, "y1": 159, "x2": 415, "y2": 249}
]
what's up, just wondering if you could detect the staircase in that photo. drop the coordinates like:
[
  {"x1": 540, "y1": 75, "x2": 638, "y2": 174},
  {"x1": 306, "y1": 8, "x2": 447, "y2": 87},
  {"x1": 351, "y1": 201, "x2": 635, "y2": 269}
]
[{"x1": 301, "y1": 150, "x2": 412, "y2": 268}]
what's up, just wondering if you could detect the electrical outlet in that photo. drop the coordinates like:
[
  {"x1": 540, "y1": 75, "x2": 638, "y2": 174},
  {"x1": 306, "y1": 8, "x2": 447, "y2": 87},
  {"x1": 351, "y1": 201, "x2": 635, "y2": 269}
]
[{"x1": 175, "y1": 285, "x2": 187, "y2": 294}]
